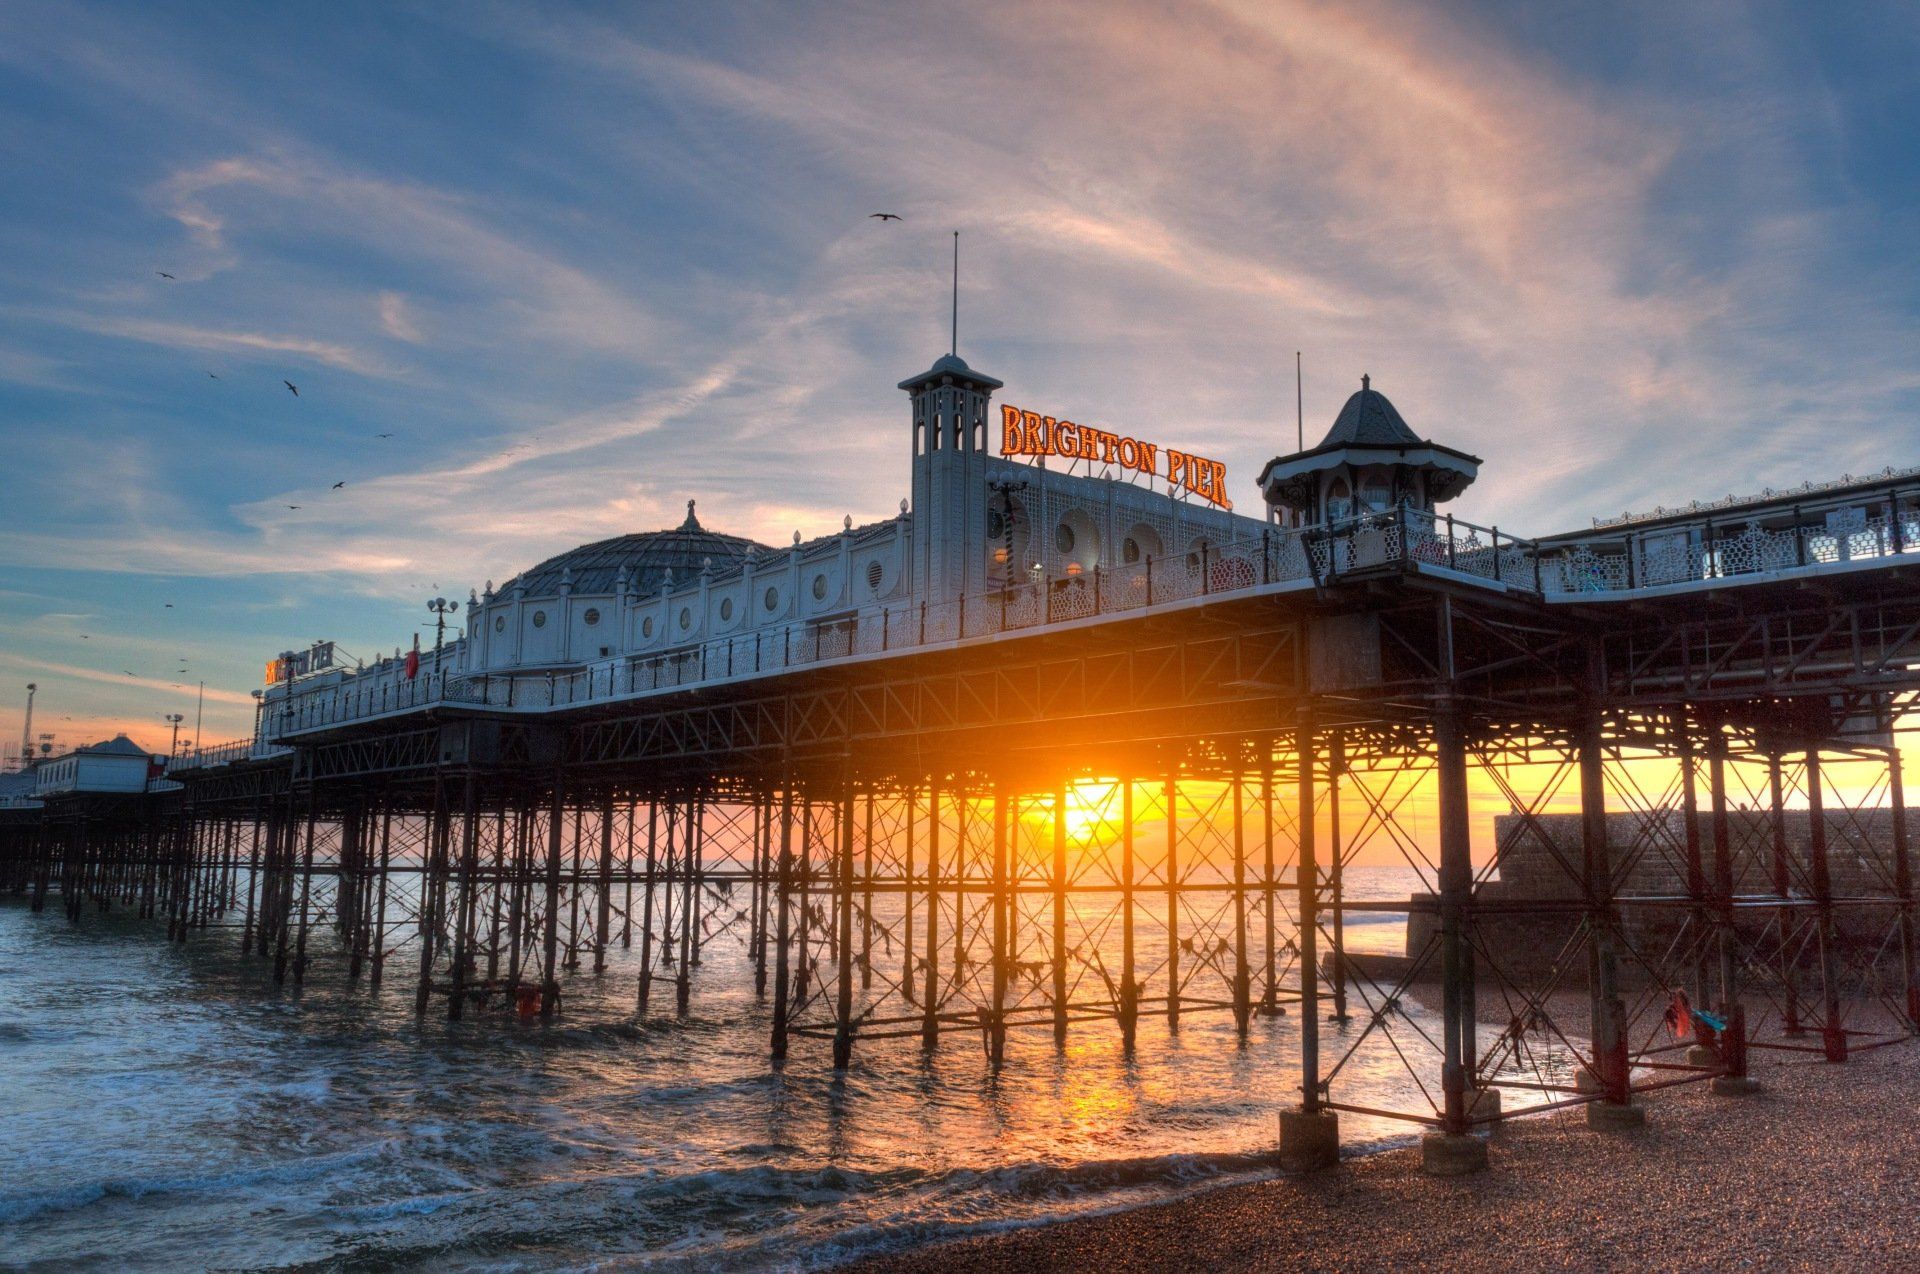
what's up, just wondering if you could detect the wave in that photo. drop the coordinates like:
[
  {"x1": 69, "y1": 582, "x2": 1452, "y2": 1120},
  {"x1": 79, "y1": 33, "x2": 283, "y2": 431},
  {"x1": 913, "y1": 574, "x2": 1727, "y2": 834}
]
[{"x1": 0, "y1": 1142, "x2": 395, "y2": 1226}]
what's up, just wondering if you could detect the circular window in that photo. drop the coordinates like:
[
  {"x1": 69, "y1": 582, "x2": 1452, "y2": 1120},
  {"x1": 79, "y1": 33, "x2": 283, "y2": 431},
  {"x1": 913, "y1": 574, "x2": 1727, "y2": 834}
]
[
  {"x1": 720, "y1": 597, "x2": 734, "y2": 621},
  {"x1": 679, "y1": 607, "x2": 692, "y2": 630},
  {"x1": 812, "y1": 575, "x2": 828, "y2": 600},
  {"x1": 531, "y1": 610, "x2": 547, "y2": 629},
  {"x1": 1123, "y1": 537, "x2": 1142, "y2": 565},
  {"x1": 764, "y1": 586, "x2": 779, "y2": 612},
  {"x1": 642, "y1": 616, "x2": 654, "y2": 638},
  {"x1": 866, "y1": 561, "x2": 884, "y2": 591},
  {"x1": 493, "y1": 615, "x2": 505, "y2": 633},
  {"x1": 1055, "y1": 522, "x2": 1076, "y2": 555},
  {"x1": 583, "y1": 607, "x2": 601, "y2": 626}
]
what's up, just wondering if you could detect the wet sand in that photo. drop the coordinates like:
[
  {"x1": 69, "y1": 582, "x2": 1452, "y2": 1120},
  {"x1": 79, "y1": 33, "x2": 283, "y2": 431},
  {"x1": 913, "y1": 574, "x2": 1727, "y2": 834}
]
[{"x1": 852, "y1": 1043, "x2": 1920, "y2": 1272}]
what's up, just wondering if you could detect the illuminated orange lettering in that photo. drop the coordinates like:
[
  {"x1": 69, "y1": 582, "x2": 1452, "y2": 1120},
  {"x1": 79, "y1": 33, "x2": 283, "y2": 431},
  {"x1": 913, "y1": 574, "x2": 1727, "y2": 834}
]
[
  {"x1": 1001, "y1": 404, "x2": 1024, "y2": 453},
  {"x1": 1100, "y1": 432, "x2": 1120, "y2": 464},
  {"x1": 1168, "y1": 449, "x2": 1188, "y2": 490},
  {"x1": 1055, "y1": 420, "x2": 1078, "y2": 456},
  {"x1": 1021, "y1": 410, "x2": 1047, "y2": 454}
]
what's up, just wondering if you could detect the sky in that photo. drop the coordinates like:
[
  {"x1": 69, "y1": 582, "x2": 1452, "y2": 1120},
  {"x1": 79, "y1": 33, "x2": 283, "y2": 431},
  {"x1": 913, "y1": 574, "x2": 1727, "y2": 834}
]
[{"x1": 1, "y1": 0, "x2": 1918, "y2": 755}]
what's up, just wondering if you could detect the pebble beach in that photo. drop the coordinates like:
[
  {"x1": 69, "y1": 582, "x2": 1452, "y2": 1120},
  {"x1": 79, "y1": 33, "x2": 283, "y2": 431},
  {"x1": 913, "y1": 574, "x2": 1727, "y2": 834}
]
[{"x1": 853, "y1": 1042, "x2": 1920, "y2": 1272}]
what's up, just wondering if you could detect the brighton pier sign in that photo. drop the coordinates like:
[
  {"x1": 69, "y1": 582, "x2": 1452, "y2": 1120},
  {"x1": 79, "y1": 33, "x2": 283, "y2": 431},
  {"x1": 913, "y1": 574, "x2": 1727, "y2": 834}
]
[{"x1": 999, "y1": 404, "x2": 1232, "y2": 509}]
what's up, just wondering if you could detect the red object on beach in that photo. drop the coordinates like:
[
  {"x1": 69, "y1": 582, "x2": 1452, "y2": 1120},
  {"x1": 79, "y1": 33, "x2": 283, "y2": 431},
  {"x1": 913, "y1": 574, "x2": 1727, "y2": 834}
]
[
  {"x1": 1663, "y1": 988, "x2": 1692, "y2": 1040},
  {"x1": 515, "y1": 985, "x2": 542, "y2": 1016}
]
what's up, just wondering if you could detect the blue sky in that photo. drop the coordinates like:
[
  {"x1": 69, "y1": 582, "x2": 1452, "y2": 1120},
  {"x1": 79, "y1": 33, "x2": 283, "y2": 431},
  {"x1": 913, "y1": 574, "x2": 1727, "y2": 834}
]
[{"x1": 2, "y1": 0, "x2": 1917, "y2": 751}]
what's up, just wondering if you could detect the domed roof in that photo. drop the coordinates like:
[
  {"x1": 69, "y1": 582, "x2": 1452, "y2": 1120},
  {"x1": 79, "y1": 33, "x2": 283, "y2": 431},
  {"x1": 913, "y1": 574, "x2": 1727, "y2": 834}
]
[
  {"x1": 898, "y1": 351, "x2": 1004, "y2": 392},
  {"x1": 501, "y1": 501, "x2": 774, "y2": 597},
  {"x1": 1318, "y1": 375, "x2": 1422, "y2": 448}
]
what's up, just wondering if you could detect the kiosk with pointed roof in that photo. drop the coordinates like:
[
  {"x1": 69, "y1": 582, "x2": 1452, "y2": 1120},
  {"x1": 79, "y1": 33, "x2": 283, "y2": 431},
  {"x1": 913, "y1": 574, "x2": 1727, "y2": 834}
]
[{"x1": 1256, "y1": 375, "x2": 1480, "y2": 527}]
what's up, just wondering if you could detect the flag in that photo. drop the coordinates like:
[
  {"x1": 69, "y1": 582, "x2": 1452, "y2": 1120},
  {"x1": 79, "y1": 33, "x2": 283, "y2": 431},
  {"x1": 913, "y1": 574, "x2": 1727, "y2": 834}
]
[{"x1": 405, "y1": 633, "x2": 420, "y2": 680}]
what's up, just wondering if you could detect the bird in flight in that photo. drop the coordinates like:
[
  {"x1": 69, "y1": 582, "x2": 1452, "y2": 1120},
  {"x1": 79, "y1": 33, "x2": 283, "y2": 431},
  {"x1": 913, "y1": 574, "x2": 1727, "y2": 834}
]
[
  {"x1": 332, "y1": 481, "x2": 345, "y2": 489},
  {"x1": 123, "y1": 670, "x2": 135, "y2": 676},
  {"x1": 868, "y1": 213, "x2": 902, "y2": 221},
  {"x1": 284, "y1": 380, "x2": 299, "y2": 397},
  {"x1": 206, "y1": 371, "x2": 220, "y2": 380},
  {"x1": 164, "y1": 603, "x2": 173, "y2": 608},
  {"x1": 376, "y1": 432, "x2": 394, "y2": 438},
  {"x1": 286, "y1": 505, "x2": 301, "y2": 510},
  {"x1": 156, "y1": 271, "x2": 176, "y2": 280}
]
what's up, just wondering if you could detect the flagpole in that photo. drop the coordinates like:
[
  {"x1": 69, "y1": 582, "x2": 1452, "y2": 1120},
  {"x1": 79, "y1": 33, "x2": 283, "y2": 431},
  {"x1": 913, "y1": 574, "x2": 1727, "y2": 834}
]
[
  {"x1": 951, "y1": 231, "x2": 959, "y2": 357},
  {"x1": 1296, "y1": 351, "x2": 1303, "y2": 452}
]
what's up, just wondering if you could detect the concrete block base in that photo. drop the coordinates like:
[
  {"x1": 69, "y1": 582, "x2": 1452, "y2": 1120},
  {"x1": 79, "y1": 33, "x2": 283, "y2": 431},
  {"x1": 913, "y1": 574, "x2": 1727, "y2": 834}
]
[
  {"x1": 1711, "y1": 1074, "x2": 1762, "y2": 1097},
  {"x1": 1277, "y1": 1108, "x2": 1340, "y2": 1172},
  {"x1": 1685, "y1": 1045, "x2": 1721, "y2": 1067},
  {"x1": 1572, "y1": 1068, "x2": 1604, "y2": 1095},
  {"x1": 1467, "y1": 1086, "x2": 1502, "y2": 1122},
  {"x1": 1421, "y1": 1132, "x2": 1489, "y2": 1176},
  {"x1": 1586, "y1": 1100, "x2": 1647, "y2": 1131}
]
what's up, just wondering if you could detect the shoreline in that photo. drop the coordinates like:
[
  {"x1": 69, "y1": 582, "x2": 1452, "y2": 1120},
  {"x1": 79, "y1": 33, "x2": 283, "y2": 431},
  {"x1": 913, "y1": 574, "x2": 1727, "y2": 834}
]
[{"x1": 847, "y1": 1043, "x2": 1920, "y2": 1272}]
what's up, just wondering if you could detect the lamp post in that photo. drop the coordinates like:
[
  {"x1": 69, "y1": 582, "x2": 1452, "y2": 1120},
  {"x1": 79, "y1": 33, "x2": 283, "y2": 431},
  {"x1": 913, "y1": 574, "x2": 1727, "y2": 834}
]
[
  {"x1": 427, "y1": 596, "x2": 457, "y2": 691},
  {"x1": 164, "y1": 712, "x2": 185, "y2": 758}
]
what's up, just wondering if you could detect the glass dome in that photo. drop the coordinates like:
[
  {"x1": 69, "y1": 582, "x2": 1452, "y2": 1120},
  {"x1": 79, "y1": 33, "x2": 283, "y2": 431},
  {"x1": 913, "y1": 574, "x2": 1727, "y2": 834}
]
[{"x1": 501, "y1": 501, "x2": 772, "y2": 597}]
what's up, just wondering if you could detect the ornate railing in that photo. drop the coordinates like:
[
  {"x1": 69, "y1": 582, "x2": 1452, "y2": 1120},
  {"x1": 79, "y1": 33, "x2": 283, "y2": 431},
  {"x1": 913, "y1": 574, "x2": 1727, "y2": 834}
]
[
  {"x1": 174, "y1": 737, "x2": 293, "y2": 770},
  {"x1": 1543, "y1": 507, "x2": 1920, "y2": 596}
]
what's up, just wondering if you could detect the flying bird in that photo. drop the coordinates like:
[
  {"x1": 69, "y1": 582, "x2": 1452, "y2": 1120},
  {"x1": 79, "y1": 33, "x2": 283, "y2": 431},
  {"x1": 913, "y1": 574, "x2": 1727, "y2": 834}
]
[
  {"x1": 206, "y1": 371, "x2": 220, "y2": 380},
  {"x1": 376, "y1": 432, "x2": 394, "y2": 438},
  {"x1": 123, "y1": 670, "x2": 135, "y2": 676},
  {"x1": 332, "y1": 481, "x2": 346, "y2": 489},
  {"x1": 164, "y1": 603, "x2": 173, "y2": 608},
  {"x1": 868, "y1": 213, "x2": 901, "y2": 221},
  {"x1": 156, "y1": 271, "x2": 176, "y2": 279},
  {"x1": 284, "y1": 380, "x2": 299, "y2": 397},
  {"x1": 286, "y1": 505, "x2": 301, "y2": 510}
]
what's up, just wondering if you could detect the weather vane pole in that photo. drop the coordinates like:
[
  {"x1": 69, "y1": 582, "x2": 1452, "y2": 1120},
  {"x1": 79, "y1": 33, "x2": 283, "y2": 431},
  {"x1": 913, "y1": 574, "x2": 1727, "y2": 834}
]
[{"x1": 951, "y1": 230, "x2": 960, "y2": 357}]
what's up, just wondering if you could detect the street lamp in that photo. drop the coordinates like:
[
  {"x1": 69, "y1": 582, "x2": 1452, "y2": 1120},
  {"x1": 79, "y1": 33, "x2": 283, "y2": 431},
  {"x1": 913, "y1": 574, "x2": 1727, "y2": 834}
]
[
  {"x1": 163, "y1": 712, "x2": 185, "y2": 758},
  {"x1": 427, "y1": 597, "x2": 457, "y2": 687},
  {"x1": 426, "y1": 597, "x2": 457, "y2": 654}
]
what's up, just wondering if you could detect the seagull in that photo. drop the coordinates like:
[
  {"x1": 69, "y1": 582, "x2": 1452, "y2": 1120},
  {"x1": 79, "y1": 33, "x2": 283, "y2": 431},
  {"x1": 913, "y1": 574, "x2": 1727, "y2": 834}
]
[
  {"x1": 123, "y1": 670, "x2": 135, "y2": 676},
  {"x1": 332, "y1": 481, "x2": 345, "y2": 489},
  {"x1": 286, "y1": 505, "x2": 301, "y2": 510},
  {"x1": 868, "y1": 213, "x2": 901, "y2": 221},
  {"x1": 157, "y1": 271, "x2": 176, "y2": 279},
  {"x1": 376, "y1": 432, "x2": 394, "y2": 438},
  {"x1": 164, "y1": 603, "x2": 173, "y2": 608},
  {"x1": 284, "y1": 380, "x2": 299, "y2": 397},
  {"x1": 206, "y1": 371, "x2": 220, "y2": 379}
]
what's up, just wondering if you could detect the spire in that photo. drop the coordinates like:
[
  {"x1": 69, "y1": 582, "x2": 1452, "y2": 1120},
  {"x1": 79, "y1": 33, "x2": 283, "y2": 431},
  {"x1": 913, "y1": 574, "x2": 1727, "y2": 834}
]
[
  {"x1": 680, "y1": 499, "x2": 702, "y2": 532},
  {"x1": 1361, "y1": 373, "x2": 1370, "y2": 392}
]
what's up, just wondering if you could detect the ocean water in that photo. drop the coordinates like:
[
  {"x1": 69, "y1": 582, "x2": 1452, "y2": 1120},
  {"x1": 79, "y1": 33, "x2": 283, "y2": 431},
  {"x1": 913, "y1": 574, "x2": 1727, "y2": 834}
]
[{"x1": 0, "y1": 867, "x2": 1501, "y2": 1270}]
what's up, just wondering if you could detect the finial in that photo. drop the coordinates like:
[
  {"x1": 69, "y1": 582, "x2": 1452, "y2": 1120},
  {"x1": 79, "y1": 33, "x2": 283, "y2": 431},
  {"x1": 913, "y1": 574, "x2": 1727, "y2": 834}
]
[
  {"x1": 681, "y1": 498, "x2": 700, "y2": 531},
  {"x1": 843, "y1": 514, "x2": 853, "y2": 532},
  {"x1": 899, "y1": 498, "x2": 909, "y2": 517},
  {"x1": 1361, "y1": 373, "x2": 1371, "y2": 391},
  {"x1": 701, "y1": 555, "x2": 712, "y2": 577},
  {"x1": 793, "y1": 530, "x2": 802, "y2": 546}
]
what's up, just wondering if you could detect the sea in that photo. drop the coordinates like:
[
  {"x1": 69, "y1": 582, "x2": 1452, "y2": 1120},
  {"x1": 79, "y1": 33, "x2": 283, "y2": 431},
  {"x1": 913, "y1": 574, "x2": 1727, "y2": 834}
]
[{"x1": 0, "y1": 865, "x2": 1551, "y2": 1270}]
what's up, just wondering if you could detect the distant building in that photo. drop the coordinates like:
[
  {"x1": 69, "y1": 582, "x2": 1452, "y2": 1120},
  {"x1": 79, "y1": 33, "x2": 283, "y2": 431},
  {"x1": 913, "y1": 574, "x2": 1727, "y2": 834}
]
[{"x1": 34, "y1": 735, "x2": 161, "y2": 798}]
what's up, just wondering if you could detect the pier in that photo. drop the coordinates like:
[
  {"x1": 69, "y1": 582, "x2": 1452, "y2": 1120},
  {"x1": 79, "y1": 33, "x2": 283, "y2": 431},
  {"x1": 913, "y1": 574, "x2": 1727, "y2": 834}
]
[{"x1": 5, "y1": 361, "x2": 1918, "y2": 1173}]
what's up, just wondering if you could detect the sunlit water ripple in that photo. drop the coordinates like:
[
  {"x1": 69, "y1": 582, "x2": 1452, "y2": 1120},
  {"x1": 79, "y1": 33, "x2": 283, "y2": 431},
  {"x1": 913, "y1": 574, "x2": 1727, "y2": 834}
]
[{"x1": 0, "y1": 868, "x2": 1472, "y2": 1270}]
